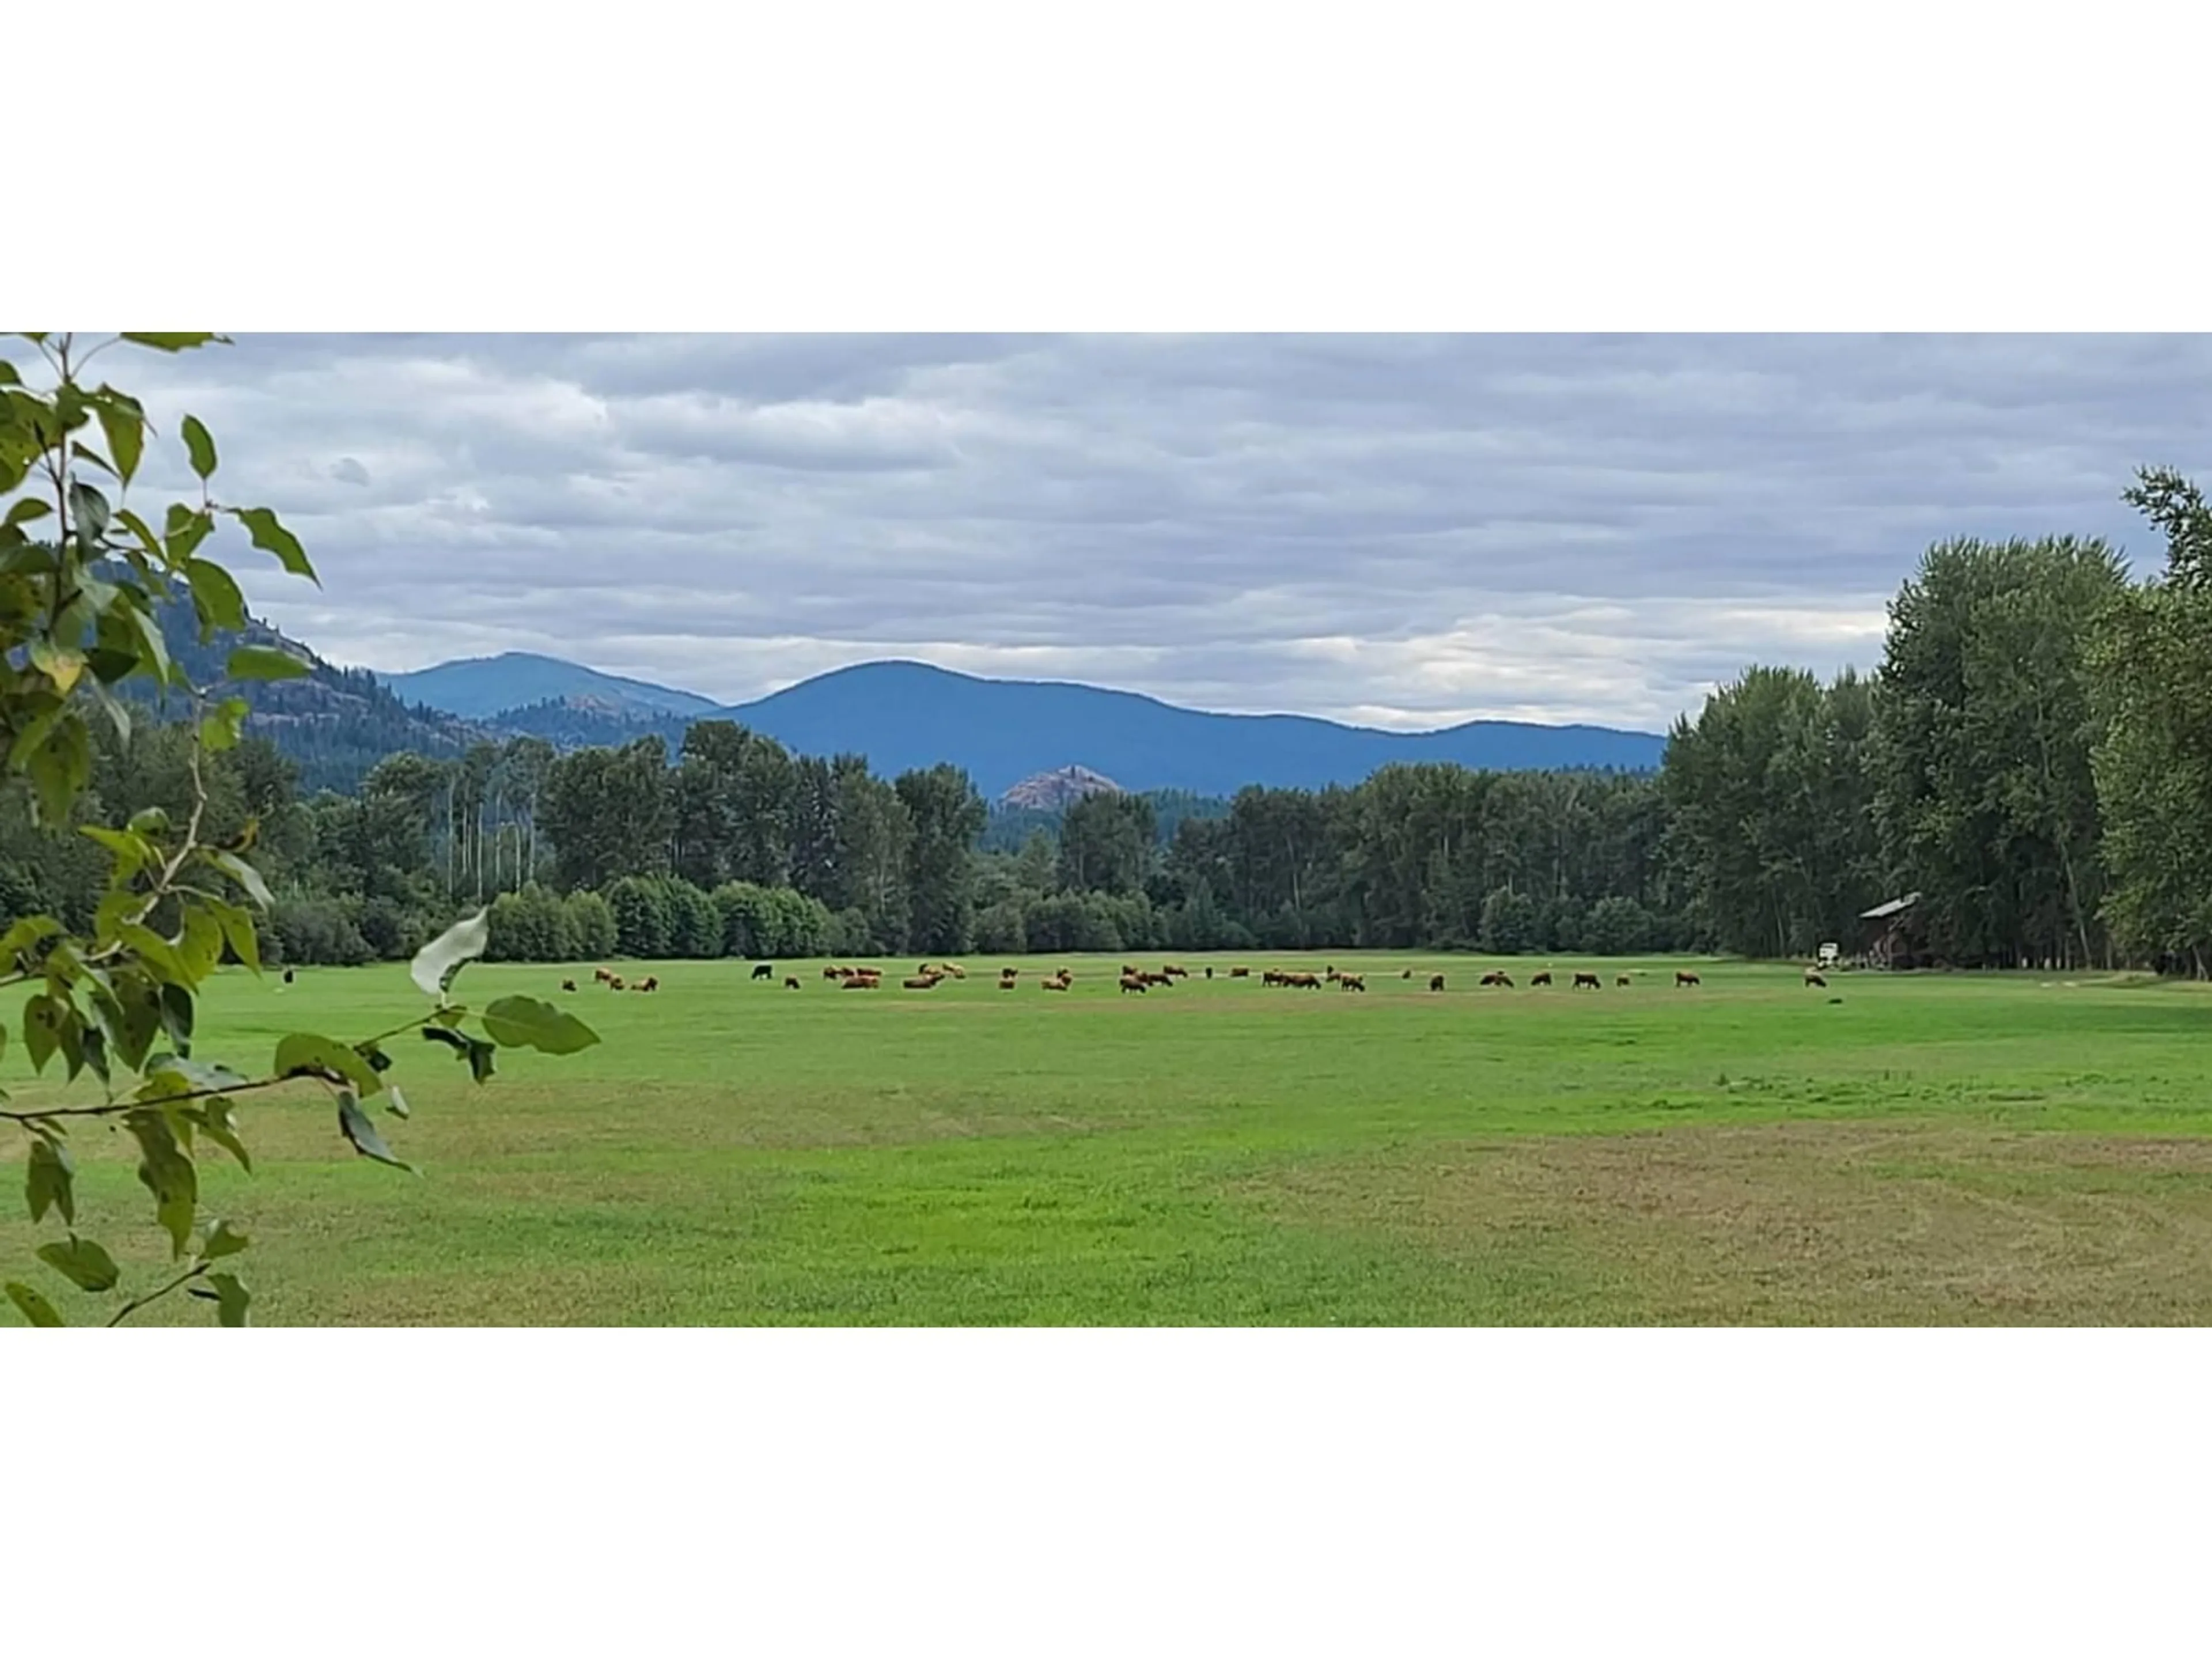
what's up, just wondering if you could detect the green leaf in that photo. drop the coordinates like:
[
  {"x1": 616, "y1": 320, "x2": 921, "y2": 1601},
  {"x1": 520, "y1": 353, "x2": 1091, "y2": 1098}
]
[
  {"x1": 21, "y1": 713, "x2": 92, "y2": 827},
  {"x1": 119, "y1": 600, "x2": 173, "y2": 688},
  {"x1": 116, "y1": 922, "x2": 190, "y2": 988},
  {"x1": 177, "y1": 902, "x2": 224, "y2": 980},
  {"x1": 26, "y1": 1137, "x2": 74, "y2": 1225},
  {"x1": 337, "y1": 1091, "x2": 416, "y2": 1173},
  {"x1": 146, "y1": 1055, "x2": 252, "y2": 1096},
  {"x1": 483, "y1": 995, "x2": 603, "y2": 1055},
  {"x1": 204, "y1": 1270, "x2": 250, "y2": 1327},
  {"x1": 207, "y1": 849, "x2": 274, "y2": 910},
  {"x1": 120, "y1": 332, "x2": 227, "y2": 352},
  {"x1": 164, "y1": 502, "x2": 214, "y2": 563},
  {"x1": 94, "y1": 396, "x2": 145, "y2": 485},
  {"x1": 81, "y1": 824, "x2": 160, "y2": 884},
  {"x1": 159, "y1": 983, "x2": 195, "y2": 1053},
  {"x1": 182, "y1": 558, "x2": 247, "y2": 637},
  {"x1": 199, "y1": 1219, "x2": 250, "y2": 1260},
  {"x1": 423, "y1": 1024, "x2": 497, "y2": 1083},
  {"x1": 231, "y1": 506, "x2": 317, "y2": 583},
  {"x1": 385, "y1": 1084, "x2": 411, "y2": 1120},
  {"x1": 0, "y1": 912, "x2": 62, "y2": 969},
  {"x1": 36, "y1": 1237, "x2": 120, "y2": 1293},
  {"x1": 190, "y1": 1106, "x2": 256, "y2": 1185},
  {"x1": 411, "y1": 908, "x2": 490, "y2": 1002},
  {"x1": 67, "y1": 479, "x2": 111, "y2": 540},
  {"x1": 273, "y1": 1031, "x2": 382, "y2": 1096},
  {"x1": 225, "y1": 645, "x2": 309, "y2": 681},
  {"x1": 127, "y1": 1111, "x2": 198, "y2": 1259},
  {"x1": 5, "y1": 495, "x2": 52, "y2": 527},
  {"x1": 23, "y1": 994, "x2": 64, "y2": 1073},
  {"x1": 29, "y1": 638, "x2": 86, "y2": 694},
  {"x1": 6, "y1": 1282, "x2": 64, "y2": 1327},
  {"x1": 199, "y1": 695, "x2": 249, "y2": 753},
  {"x1": 180, "y1": 414, "x2": 217, "y2": 480},
  {"x1": 202, "y1": 894, "x2": 262, "y2": 973}
]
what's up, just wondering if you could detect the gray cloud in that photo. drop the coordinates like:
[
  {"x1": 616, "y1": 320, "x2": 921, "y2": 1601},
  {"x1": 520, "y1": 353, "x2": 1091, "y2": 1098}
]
[{"x1": 4, "y1": 332, "x2": 2203, "y2": 733}]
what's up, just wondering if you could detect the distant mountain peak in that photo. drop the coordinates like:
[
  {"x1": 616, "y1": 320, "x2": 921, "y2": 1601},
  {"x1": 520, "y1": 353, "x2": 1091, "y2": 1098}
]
[
  {"x1": 376, "y1": 653, "x2": 719, "y2": 722},
  {"x1": 1000, "y1": 764, "x2": 1123, "y2": 810}
]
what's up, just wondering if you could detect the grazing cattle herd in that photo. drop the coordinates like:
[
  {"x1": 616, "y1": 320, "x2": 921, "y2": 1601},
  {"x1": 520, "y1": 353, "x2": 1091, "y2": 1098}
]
[{"x1": 550, "y1": 958, "x2": 1840, "y2": 1006}]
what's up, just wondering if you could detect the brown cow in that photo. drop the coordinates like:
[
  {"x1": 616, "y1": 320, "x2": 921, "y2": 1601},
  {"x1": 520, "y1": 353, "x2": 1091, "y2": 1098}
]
[
  {"x1": 1804, "y1": 971, "x2": 1827, "y2": 987},
  {"x1": 1262, "y1": 970, "x2": 1285, "y2": 986},
  {"x1": 903, "y1": 974, "x2": 942, "y2": 990},
  {"x1": 593, "y1": 968, "x2": 613, "y2": 984},
  {"x1": 1229, "y1": 967, "x2": 1250, "y2": 979},
  {"x1": 609, "y1": 975, "x2": 626, "y2": 991},
  {"x1": 638, "y1": 976, "x2": 660, "y2": 993},
  {"x1": 1119, "y1": 974, "x2": 1149, "y2": 994},
  {"x1": 1339, "y1": 974, "x2": 1366, "y2": 992},
  {"x1": 1429, "y1": 974, "x2": 1445, "y2": 991},
  {"x1": 1530, "y1": 971, "x2": 1553, "y2": 987},
  {"x1": 1676, "y1": 971, "x2": 1702, "y2": 987},
  {"x1": 1616, "y1": 975, "x2": 1632, "y2": 987},
  {"x1": 842, "y1": 975, "x2": 877, "y2": 991},
  {"x1": 561, "y1": 978, "x2": 577, "y2": 993},
  {"x1": 999, "y1": 976, "x2": 1018, "y2": 991},
  {"x1": 1162, "y1": 964, "x2": 1189, "y2": 979},
  {"x1": 785, "y1": 976, "x2": 801, "y2": 990},
  {"x1": 1480, "y1": 971, "x2": 1513, "y2": 988},
  {"x1": 1573, "y1": 972, "x2": 1601, "y2": 990},
  {"x1": 1284, "y1": 972, "x2": 1322, "y2": 990},
  {"x1": 1043, "y1": 975, "x2": 1070, "y2": 992},
  {"x1": 823, "y1": 965, "x2": 845, "y2": 980}
]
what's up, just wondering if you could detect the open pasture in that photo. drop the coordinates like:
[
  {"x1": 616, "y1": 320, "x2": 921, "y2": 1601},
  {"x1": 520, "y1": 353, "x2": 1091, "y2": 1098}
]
[{"x1": 6, "y1": 952, "x2": 2211, "y2": 1324}]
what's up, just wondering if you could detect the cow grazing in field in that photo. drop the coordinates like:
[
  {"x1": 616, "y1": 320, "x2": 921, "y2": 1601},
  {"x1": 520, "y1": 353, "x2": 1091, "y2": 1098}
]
[
  {"x1": 1119, "y1": 973, "x2": 1149, "y2": 994},
  {"x1": 1339, "y1": 974, "x2": 1366, "y2": 992},
  {"x1": 609, "y1": 975, "x2": 626, "y2": 991},
  {"x1": 1000, "y1": 966, "x2": 1020, "y2": 981},
  {"x1": 1262, "y1": 970, "x2": 1285, "y2": 986},
  {"x1": 902, "y1": 974, "x2": 941, "y2": 990},
  {"x1": 1530, "y1": 971, "x2": 1553, "y2": 987},
  {"x1": 1804, "y1": 971, "x2": 1827, "y2": 988},
  {"x1": 1616, "y1": 975, "x2": 1632, "y2": 987},
  {"x1": 1282, "y1": 971, "x2": 1322, "y2": 990},
  {"x1": 637, "y1": 976, "x2": 660, "y2": 993},
  {"x1": 1229, "y1": 967, "x2": 1250, "y2": 978},
  {"x1": 842, "y1": 974, "x2": 877, "y2": 990},
  {"x1": 1043, "y1": 972, "x2": 1071, "y2": 992},
  {"x1": 1430, "y1": 974, "x2": 1446, "y2": 992},
  {"x1": 823, "y1": 965, "x2": 845, "y2": 980},
  {"x1": 1480, "y1": 971, "x2": 1512, "y2": 988},
  {"x1": 561, "y1": 978, "x2": 577, "y2": 993},
  {"x1": 1325, "y1": 968, "x2": 1342, "y2": 984},
  {"x1": 594, "y1": 968, "x2": 614, "y2": 984},
  {"x1": 752, "y1": 962, "x2": 773, "y2": 980},
  {"x1": 1676, "y1": 971, "x2": 1702, "y2": 987},
  {"x1": 785, "y1": 976, "x2": 801, "y2": 990},
  {"x1": 1573, "y1": 972, "x2": 1602, "y2": 990},
  {"x1": 1162, "y1": 964, "x2": 1189, "y2": 979}
]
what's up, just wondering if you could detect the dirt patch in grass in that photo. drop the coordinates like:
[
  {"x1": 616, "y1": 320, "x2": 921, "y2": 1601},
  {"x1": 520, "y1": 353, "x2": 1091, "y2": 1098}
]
[{"x1": 1248, "y1": 1121, "x2": 2212, "y2": 1324}]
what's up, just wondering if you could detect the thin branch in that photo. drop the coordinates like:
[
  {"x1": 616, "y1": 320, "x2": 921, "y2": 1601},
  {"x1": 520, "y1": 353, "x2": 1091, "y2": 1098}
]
[{"x1": 107, "y1": 1260, "x2": 210, "y2": 1327}]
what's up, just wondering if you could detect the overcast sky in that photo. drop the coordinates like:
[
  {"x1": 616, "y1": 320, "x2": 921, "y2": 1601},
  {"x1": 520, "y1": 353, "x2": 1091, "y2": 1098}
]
[{"x1": 20, "y1": 333, "x2": 2209, "y2": 734}]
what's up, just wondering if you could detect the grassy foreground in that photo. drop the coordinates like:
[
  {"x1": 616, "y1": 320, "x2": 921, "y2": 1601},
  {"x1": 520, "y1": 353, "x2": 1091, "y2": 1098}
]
[{"x1": 5, "y1": 952, "x2": 2211, "y2": 1325}]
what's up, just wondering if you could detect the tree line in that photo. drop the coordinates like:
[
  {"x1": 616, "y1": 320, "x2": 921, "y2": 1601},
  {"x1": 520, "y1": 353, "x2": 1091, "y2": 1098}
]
[{"x1": 6, "y1": 467, "x2": 2210, "y2": 972}]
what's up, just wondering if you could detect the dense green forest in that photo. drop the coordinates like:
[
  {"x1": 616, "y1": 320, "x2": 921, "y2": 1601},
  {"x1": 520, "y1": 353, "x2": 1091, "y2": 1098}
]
[{"x1": 9, "y1": 473, "x2": 2210, "y2": 973}]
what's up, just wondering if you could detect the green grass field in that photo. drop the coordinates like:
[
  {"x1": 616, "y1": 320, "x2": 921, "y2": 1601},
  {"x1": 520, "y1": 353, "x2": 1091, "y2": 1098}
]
[{"x1": 5, "y1": 951, "x2": 2211, "y2": 1324}]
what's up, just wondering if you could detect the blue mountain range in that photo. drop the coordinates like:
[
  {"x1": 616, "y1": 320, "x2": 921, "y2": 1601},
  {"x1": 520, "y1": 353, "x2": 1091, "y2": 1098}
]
[{"x1": 375, "y1": 653, "x2": 1667, "y2": 798}]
